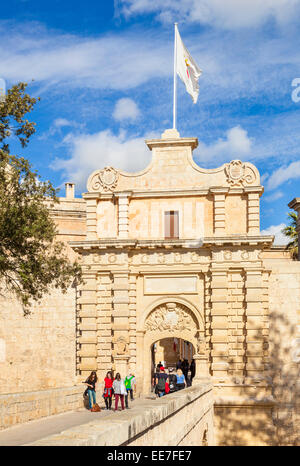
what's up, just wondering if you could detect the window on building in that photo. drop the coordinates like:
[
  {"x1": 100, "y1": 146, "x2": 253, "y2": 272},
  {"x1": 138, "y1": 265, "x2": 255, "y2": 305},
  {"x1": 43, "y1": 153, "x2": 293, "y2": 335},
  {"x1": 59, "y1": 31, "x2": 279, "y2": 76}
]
[{"x1": 164, "y1": 211, "x2": 179, "y2": 239}]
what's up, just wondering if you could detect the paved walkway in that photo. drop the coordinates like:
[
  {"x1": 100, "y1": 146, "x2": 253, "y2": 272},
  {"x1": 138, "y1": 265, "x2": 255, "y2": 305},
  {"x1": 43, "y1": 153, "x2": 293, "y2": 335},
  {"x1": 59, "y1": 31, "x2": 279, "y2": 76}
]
[{"x1": 0, "y1": 397, "x2": 153, "y2": 446}]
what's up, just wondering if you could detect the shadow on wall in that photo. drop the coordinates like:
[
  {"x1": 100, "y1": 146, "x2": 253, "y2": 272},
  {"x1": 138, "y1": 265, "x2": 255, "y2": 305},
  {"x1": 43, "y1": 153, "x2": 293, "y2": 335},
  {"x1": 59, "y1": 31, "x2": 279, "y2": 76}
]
[{"x1": 215, "y1": 310, "x2": 300, "y2": 446}]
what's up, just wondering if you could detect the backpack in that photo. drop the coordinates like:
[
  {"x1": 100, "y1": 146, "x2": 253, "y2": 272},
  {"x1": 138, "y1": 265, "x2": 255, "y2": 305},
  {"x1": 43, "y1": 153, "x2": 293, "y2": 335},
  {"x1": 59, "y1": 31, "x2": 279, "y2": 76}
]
[
  {"x1": 168, "y1": 374, "x2": 177, "y2": 392},
  {"x1": 156, "y1": 374, "x2": 167, "y2": 391}
]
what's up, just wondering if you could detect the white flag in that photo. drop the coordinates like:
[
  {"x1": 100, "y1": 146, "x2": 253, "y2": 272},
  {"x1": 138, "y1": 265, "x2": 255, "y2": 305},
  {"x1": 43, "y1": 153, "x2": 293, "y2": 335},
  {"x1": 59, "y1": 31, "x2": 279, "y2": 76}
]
[{"x1": 176, "y1": 27, "x2": 202, "y2": 104}]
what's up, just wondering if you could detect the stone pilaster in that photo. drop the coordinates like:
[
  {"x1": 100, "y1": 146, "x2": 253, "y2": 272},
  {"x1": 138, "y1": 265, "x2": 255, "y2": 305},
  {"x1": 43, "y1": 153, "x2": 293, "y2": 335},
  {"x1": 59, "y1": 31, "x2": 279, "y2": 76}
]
[
  {"x1": 77, "y1": 272, "x2": 98, "y2": 378},
  {"x1": 128, "y1": 273, "x2": 137, "y2": 372},
  {"x1": 204, "y1": 274, "x2": 212, "y2": 374},
  {"x1": 117, "y1": 192, "x2": 131, "y2": 239},
  {"x1": 210, "y1": 269, "x2": 229, "y2": 380},
  {"x1": 227, "y1": 270, "x2": 246, "y2": 378},
  {"x1": 84, "y1": 194, "x2": 98, "y2": 240},
  {"x1": 96, "y1": 273, "x2": 113, "y2": 378},
  {"x1": 112, "y1": 272, "x2": 130, "y2": 376},
  {"x1": 136, "y1": 330, "x2": 146, "y2": 396},
  {"x1": 245, "y1": 188, "x2": 260, "y2": 235},
  {"x1": 244, "y1": 270, "x2": 269, "y2": 378},
  {"x1": 211, "y1": 188, "x2": 228, "y2": 235}
]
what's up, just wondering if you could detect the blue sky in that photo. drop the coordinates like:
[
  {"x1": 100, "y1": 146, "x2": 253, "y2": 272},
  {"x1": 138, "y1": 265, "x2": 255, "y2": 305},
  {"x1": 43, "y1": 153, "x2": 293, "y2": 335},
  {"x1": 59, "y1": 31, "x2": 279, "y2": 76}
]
[{"x1": 1, "y1": 0, "x2": 300, "y2": 243}]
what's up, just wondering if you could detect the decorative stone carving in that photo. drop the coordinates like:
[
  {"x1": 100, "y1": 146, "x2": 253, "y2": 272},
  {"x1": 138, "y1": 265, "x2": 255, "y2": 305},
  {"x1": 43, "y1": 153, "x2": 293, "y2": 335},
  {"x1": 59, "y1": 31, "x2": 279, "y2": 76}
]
[
  {"x1": 225, "y1": 160, "x2": 256, "y2": 186},
  {"x1": 88, "y1": 167, "x2": 119, "y2": 192},
  {"x1": 224, "y1": 251, "x2": 232, "y2": 261},
  {"x1": 114, "y1": 336, "x2": 128, "y2": 355},
  {"x1": 196, "y1": 336, "x2": 206, "y2": 355},
  {"x1": 241, "y1": 250, "x2": 250, "y2": 260},
  {"x1": 144, "y1": 302, "x2": 198, "y2": 333}
]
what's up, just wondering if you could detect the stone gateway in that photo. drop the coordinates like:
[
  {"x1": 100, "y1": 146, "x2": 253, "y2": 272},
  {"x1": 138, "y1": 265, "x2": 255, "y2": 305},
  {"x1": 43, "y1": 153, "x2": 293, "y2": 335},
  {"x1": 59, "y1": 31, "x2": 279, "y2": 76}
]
[{"x1": 0, "y1": 128, "x2": 299, "y2": 446}]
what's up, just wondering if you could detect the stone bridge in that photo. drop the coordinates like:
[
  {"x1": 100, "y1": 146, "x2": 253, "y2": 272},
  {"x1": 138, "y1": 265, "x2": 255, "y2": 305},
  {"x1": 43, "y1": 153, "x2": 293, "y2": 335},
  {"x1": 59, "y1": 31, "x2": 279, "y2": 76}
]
[{"x1": 22, "y1": 383, "x2": 214, "y2": 446}]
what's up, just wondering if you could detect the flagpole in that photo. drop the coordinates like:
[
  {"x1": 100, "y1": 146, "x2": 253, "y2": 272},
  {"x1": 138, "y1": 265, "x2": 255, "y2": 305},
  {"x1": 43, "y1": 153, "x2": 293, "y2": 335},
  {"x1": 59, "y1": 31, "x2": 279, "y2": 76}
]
[{"x1": 173, "y1": 23, "x2": 178, "y2": 129}]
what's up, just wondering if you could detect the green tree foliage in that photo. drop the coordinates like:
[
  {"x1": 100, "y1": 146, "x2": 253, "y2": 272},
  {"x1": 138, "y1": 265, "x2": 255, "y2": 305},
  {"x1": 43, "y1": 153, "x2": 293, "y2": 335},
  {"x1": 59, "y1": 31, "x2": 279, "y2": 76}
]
[
  {"x1": 0, "y1": 82, "x2": 81, "y2": 314},
  {"x1": 282, "y1": 212, "x2": 298, "y2": 260}
]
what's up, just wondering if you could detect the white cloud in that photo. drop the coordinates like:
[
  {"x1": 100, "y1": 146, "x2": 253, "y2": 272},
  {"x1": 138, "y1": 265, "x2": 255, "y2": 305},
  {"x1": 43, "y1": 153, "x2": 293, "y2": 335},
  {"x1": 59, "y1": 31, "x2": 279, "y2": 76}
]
[
  {"x1": 195, "y1": 126, "x2": 252, "y2": 166},
  {"x1": 38, "y1": 118, "x2": 84, "y2": 140},
  {"x1": 266, "y1": 160, "x2": 300, "y2": 190},
  {"x1": 51, "y1": 129, "x2": 152, "y2": 192},
  {"x1": 261, "y1": 223, "x2": 289, "y2": 245},
  {"x1": 0, "y1": 18, "x2": 299, "y2": 113},
  {"x1": 264, "y1": 191, "x2": 284, "y2": 202},
  {"x1": 53, "y1": 118, "x2": 73, "y2": 128},
  {"x1": 0, "y1": 23, "x2": 171, "y2": 91},
  {"x1": 119, "y1": 0, "x2": 300, "y2": 29},
  {"x1": 113, "y1": 98, "x2": 140, "y2": 121}
]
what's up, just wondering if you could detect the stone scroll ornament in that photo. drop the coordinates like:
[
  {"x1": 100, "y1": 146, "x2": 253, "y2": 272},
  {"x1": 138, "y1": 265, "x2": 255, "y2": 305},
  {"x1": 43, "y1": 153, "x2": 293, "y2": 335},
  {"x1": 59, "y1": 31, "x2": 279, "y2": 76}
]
[
  {"x1": 144, "y1": 303, "x2": 198, "y2": 334},
  {"x1": 114, "y1": 336, "x2": 128, "y2": 355},
  {"x1": 225, "y1": 160, "x2": 256, "y2": 186},
  {"x1": 88, "y1": 167, "x2": 119, "y2": 192}
]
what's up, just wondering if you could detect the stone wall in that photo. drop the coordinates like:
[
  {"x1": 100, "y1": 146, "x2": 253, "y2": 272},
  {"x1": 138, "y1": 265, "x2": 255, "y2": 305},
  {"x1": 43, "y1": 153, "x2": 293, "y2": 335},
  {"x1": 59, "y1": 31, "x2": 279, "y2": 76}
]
[
  {"x1": 24, "y1": 383, "x2": 214, "y2": 446},
  {"x1": 0, "y1": 192, "x2": 86, "y2": 430},
  {"x1": 213, "y1": 254, "x2": 300, "y2": 446},
  {"x1": 0, "y1": 287, "x2": 78, "y2": 395},
  {"x1": 214, "y1": 401, "x2": 275, "y2": 446},
  {"x1": 0, "y1": 386, "x2": 83, "y2": 431},
  {"x1": 264, "y1": 257, "x2": 300, "y2": 445}
]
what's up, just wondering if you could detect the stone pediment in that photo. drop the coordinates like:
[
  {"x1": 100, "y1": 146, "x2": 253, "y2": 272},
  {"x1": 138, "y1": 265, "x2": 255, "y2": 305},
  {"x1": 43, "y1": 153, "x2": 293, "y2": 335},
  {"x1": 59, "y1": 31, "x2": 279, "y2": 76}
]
[{"x1": 86, "y1": 129, "x2": 260, "y2": 194}]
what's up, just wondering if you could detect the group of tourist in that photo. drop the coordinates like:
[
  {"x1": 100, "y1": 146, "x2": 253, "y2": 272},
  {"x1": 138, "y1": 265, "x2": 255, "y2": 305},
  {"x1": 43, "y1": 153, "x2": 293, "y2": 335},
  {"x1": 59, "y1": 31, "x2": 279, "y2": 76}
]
[
  {"x1": 152, "y1": 358, "x2": 196, "y2": 397},
  {"x1": 83, "y1": 358, "x2": 195, "y2": 411},
  {"x1": 83, "y1": 371, "x2": 136, "y2": 412}
]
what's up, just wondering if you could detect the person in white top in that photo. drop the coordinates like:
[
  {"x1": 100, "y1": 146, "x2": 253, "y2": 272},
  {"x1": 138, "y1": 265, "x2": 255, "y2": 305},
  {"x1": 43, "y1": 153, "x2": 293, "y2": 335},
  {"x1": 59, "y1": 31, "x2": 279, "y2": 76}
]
[{"x1": 112, "y1": 373, "x2": 126, "y2": 411}]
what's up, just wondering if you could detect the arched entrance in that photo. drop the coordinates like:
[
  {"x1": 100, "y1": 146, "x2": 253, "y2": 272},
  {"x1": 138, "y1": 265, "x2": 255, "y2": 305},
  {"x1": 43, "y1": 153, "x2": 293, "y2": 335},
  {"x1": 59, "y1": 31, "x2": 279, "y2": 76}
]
[
  {"x1": 150, "y1": 337, "x2": 196, "y2": 388},
  {"x1": 151, "y1": 337, "x2": 195, "y2": 370},
  {"x1": 137, "y1": 299, "x2": 205, "y2": 394}
]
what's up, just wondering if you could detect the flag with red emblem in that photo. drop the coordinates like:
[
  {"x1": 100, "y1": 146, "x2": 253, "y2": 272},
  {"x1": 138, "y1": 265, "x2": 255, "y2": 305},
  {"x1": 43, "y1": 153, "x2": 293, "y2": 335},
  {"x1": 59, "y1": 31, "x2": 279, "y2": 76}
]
[{"x1": 175, "y1": 26, "x2": 202, "y2": 104}]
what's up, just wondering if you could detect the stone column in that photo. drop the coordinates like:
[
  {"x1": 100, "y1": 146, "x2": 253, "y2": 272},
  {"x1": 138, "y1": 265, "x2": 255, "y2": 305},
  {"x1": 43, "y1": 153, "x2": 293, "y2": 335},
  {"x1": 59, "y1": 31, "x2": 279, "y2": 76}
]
[
  {"x1": 77, "y1": 272, "x2": 98, "y2": 378},
  {"x1": 244, "y1": 270, "x2": 269, "y2": 379},
  {"x1": 245, "y1": 188, "x2": 260, "y2": 235},
  {"x1": 112, "y1": 272, "x2": 130, "y2": 377},
  {"x1": 211, "y1": 188, "x2": 228, "y2": 235},
  {"x1": 193, "y1": 354, "x2": 210, "y2": 383},
  {"x1": 128, "y1": 274, "x2": 137, "y2": 372},
  {"x1": 83, "y1": 193, "x2": 98, "y2": 240},
  {"x1": 204, "y1": 273, "x2": 212, "y2": 375},
  {"x1": 117, "y1": 192, "x2": 131, "y2": 239},
  {"x1": 227, "y1": 270, "x2": 246, "y2": 378},
  {"x1": 210, "y1": 269, "x2": 229, "y2": 381},
  {"x1": 97, "y1": 272, "x2": 113, "y2": 379},
  {"x1": 136, "y1": 330, "x2": 146, "y2": 396}
]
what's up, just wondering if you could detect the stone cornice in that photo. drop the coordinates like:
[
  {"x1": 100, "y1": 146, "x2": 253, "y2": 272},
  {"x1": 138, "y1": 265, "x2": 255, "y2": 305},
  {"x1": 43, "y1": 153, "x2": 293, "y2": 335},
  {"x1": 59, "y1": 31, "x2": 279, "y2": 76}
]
[
  {"x1": 288, "y1": 197, "x2": 300, "y2": 210},
  {"x1": 81, "y1": 186, "x2": 264, "y2": 200},
  {"x1": 145, "y1": 136, "x2": 198, "y2": 151},
  {"x1": 69, "y1": 235, "x2": 274, "y2": 251}
]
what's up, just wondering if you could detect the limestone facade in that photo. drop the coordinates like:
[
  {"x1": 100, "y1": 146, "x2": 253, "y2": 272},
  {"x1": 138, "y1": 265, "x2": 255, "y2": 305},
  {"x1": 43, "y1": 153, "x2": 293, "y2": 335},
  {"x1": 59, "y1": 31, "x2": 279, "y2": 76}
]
[
  {"x1": 70, "y1": 129, "x2": 273, "y2": 392},
  {"x1": 1, "y1": 129, "x2": 299, "y2": 445}
]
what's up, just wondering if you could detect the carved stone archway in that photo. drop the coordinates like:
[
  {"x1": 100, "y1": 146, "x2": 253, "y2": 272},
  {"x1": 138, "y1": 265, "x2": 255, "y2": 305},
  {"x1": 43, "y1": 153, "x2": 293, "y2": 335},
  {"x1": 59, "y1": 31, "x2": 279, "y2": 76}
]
[{"x1": 139, "y1": 301, "x2": 207, "y2": 394}]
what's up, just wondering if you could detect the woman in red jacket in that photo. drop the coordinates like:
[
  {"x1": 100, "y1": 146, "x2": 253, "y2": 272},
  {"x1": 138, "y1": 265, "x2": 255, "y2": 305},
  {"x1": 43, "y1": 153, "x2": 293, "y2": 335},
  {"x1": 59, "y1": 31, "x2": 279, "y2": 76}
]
[{"x1": 103, "y1": 371, "x2": 113, "y2": 410}]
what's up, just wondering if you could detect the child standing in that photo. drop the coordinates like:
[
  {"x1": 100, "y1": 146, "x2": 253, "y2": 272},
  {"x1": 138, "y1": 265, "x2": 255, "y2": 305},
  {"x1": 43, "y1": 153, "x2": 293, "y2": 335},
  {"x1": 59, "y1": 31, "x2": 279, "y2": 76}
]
[{"x1": 124, "y1": 373, "x2": 135, "y2": 408}]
